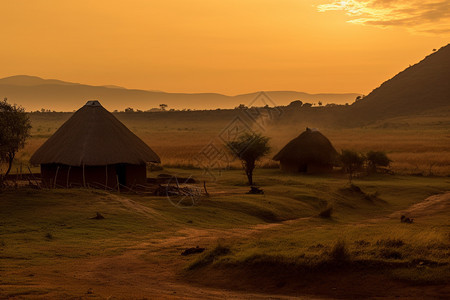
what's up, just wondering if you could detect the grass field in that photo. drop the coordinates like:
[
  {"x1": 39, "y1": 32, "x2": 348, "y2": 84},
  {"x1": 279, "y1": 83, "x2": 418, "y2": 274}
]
[
  {"x1": 10, "y1": 108, "x2": 450, "y2": 177},
  {"x1": 1, "y1": 168, "x2": 449, "y2": 298},
  {"x1": 1, "y1": 108, "x2": 449, "y2": 298}
]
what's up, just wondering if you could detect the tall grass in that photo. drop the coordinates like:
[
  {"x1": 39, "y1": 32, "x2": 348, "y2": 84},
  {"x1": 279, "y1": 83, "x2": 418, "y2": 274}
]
[{"x1": 14, "y1": 111, "x2": 450, "y2": 176}]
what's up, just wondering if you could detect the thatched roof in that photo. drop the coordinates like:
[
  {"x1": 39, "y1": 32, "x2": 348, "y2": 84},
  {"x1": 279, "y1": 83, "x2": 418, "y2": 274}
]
[
  {"x1": 30, "y1": 101, "x2": 160, "y2": 166},
  {"x1": 273, "y1": 128, "x2": 337, "y2": 164}
]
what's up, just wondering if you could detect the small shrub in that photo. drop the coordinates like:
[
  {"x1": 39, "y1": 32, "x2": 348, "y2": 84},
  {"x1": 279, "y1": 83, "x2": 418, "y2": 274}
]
[
  {"x1": 340, "y1": 183, "x2": 363, "y2": 194},
  {"x1": 308, "y1": 243, "x2": 325, "y2": 250},
  {"x1": 319, "y1": 206, "x2": 333, "y2": 218},
  {"x1": 366, "y1": 151, "x2": 391, "y2": 173},
  {"x1": 349, "y1": 184, "x2": 362, "y2": 193},
  {"x1": 364, "y1": 191, "x2": 380, "y2": 201},
  {"x1": 379, "y1": 249, "x2": 403, "y2": 260},
  {"x1": 354, "y1": 240, "x2": 370, "y2": 247},
  {"x1": 376, "y1": 238, "x2": 404, "y2": 248},
  {"x1": 45, "y1": 233, "x2": 53, "y2": 240},
  {"x1": 188, "y1": 242, "x2": 231, "y2": 270},
  {"x1": 329, "y1": 240, "x2": 350, "y2": 262}
]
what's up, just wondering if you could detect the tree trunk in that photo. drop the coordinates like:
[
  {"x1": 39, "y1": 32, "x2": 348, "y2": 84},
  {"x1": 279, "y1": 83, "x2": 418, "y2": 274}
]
[
  {"x1": 246, "y1": 171, "x2": 253, "y2": 186},
  {"x1": 5, "y1": 152, "x2": 15, "y2": 178},
  {"x1": 245, "y1": 160, "x2": 255, "y2": 186}
]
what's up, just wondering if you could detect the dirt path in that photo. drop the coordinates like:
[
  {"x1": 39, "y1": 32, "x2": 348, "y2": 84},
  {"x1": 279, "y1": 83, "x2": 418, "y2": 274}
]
[
  {"x1": 389, "y1": 191, "x2": 450, "y2": 218},
  {"x1": 5, "y1": 192, "x2": 450, "y2": 299},
  {"x1": 6, "y1": 216, "x2": 317, "y2": 299},
  {"x1": 362, "y1": 191, "x2": 450, "y2": 224}
]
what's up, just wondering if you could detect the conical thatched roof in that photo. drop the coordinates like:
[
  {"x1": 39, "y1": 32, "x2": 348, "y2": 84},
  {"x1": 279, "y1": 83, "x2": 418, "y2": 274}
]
[
  {"x1": 30, "y1": 101, "x2": 160, "y2": 166},
  {"x1": 273, "y1": 128, "x2": 337, "y2": 164}
]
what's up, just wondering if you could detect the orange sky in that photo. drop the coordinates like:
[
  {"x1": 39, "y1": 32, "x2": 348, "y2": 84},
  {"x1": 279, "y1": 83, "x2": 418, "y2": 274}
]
[{"x1": 0, "y1": 0, "x2": 448, "y2": 95}]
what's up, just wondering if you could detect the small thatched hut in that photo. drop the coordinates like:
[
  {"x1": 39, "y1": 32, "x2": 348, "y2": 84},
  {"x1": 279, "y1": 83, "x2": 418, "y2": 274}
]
[
  {"x1": 273, "y1": 128, "x2": 338, "y2": 173},
  {"x1": 30, "y1": 100, "x2": 160, "y2": 188}
]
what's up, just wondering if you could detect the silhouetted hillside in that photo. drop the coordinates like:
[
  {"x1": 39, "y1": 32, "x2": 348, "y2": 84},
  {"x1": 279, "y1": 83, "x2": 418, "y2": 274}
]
[
  {"x1": 0, "y1": 75, "x2": 360, "y2": 111},
  {"x1": 348, "y1": 44, "x2": 450, "y2": 124}
]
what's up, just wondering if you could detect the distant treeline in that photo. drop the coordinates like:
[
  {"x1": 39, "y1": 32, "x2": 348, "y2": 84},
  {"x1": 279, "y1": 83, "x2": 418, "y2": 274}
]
[{"x1": 30, "y1": 99, "x2": 355, "y2": 114}]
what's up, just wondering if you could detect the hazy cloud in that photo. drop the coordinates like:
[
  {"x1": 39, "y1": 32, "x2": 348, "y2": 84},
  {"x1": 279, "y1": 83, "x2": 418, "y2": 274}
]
[{"x1": 317, "y1": 0, "x2": 450, "y2": 34}]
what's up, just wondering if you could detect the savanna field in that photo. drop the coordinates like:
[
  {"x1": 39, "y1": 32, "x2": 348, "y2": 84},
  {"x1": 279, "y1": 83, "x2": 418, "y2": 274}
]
[
  {"x1": 16, "y1": 107, "x2": 450, "y2": 176},
  {"x1": 1, "y1": 107, "x2": 449, "y2": 299}
]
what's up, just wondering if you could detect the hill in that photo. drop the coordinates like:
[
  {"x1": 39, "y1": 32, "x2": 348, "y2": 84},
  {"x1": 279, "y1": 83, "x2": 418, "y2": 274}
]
[
  {"x1": 0, "y1": 75, "x2": 360, "y2": 111},
  {"x1": 348, "y1": 44, "x2": 450, "y2": 124}
]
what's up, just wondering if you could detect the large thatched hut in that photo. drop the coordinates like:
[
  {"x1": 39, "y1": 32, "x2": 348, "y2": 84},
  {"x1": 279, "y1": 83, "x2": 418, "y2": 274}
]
[
  {"x1": 30, "y1": 100, "x2": 160, "y2": 188},
  {"x1": 273, "y1": 128, "x2": 338, "y2": 173}
]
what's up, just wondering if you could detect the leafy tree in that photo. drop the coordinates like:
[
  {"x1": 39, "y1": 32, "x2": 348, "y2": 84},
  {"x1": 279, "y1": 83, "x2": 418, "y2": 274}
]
[
  {"x1": 366, "y1": 151, "x2": 391, "y2": 173},
  {"x1": 339, "y1": 149, "x2": 365, "y2": 182},
  {"x1": 159, "y1": 104, "x2": 168, "y2": 111},
  {"x1": 235, "y1": 104, "x2": 248, "y2": 110},
  {"x1": 288, "y1": 100, "x2": 303, "y2": 108},
  {"x1": 226, "y1": 133, "x2": 270, "y2": 186},
  {"x1": 0, "y1": 98, "x2": 31, "y2": 182}
]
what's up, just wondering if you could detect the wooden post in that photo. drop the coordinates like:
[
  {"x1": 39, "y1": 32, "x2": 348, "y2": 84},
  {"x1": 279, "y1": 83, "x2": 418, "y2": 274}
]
[
  {"x1": 82, "y1": 163, "x2": 86, "y2": 188},
  {"x1": 203, "y1": 180, "x2": 209, "y2": 196},
  {"x1": 116, "y1": 175, "x2": 120, "y2": 193},
  {"x1": 53, "y1": 166, "x2": 60, "y2": 188},
  {"x1": 105, "y1": 165, "x2": 108, "y2": 190},
  {"x1": 66, "y1": 166, "x2": 71, "y2": 188},
  {"x1": 27, "y1": 166, "x2": 39, "y2": 187}
]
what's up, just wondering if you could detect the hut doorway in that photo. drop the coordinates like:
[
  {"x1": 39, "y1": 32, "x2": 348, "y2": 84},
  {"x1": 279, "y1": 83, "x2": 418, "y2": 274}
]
[
  {"x1": 115, "y1": 164, "x2": 127, "y2": 186},
  {"x1": 298, "y1": 164, "x2": 307, "y2": 172}
]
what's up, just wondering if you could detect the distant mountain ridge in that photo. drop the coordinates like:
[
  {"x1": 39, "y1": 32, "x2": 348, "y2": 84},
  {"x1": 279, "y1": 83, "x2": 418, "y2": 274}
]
[
  {"x1": 0, "y1": 75, "x2": 82, "y2": 87},
  {"x1": 0, "y1": 75, "x2": 360, "y2": 111}
]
